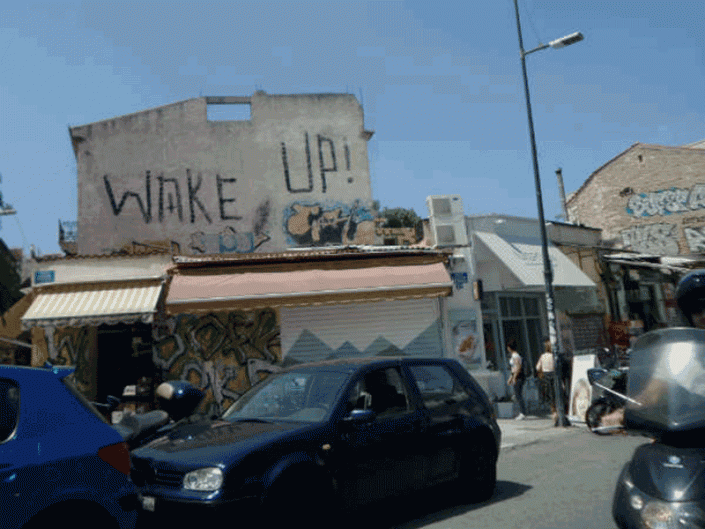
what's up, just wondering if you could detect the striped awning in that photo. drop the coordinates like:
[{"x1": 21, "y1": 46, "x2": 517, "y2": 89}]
[{"x1": 21, "y1": 279, "x2": 164, "y2": 328}]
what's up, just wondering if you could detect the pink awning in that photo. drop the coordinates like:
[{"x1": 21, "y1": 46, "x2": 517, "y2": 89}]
[{"x1": 166, "y1": 262, "x2": 452, "y2": 313}]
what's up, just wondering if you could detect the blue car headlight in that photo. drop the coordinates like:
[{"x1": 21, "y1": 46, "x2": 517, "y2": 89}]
[{"x1": 183, "y1": 467, "x2": 224, "y2": 491}]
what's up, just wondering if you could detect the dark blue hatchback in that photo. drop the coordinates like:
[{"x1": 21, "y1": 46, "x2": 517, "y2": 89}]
[
  {"x1": 0, "y1": 364, "x2": 138, "y2": 529},
  {"x1": 132, "y1": 357, "x2": 500, "y2": 525}
]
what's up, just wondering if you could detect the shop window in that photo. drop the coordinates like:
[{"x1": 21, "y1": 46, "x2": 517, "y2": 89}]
[
  {"x1": 523, "y1": 298, "x2": 539, "y2": 317},
  {"x1": 500, "y1": 297, "x2": 522, "y2": 318}
]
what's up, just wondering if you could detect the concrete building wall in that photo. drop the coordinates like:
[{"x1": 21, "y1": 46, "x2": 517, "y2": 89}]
[
  {"x1": 567, "y1": 144, "x2": 705, "y2": 255},
  {"x1": 71, "y1": 92, "x2": 375, "y2": 255}
]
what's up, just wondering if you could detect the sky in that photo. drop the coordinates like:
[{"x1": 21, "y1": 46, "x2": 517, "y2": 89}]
[{"x1": 0, "y1": 0, "x2": 704, "y2": 255}]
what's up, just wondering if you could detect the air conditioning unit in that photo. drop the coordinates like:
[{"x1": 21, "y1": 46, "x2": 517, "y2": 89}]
[
  {"x1": 427, "y1": 195, "x2": 464, "y2": 219},
  {"x1": 431, "y1": 222, "x2": 468, "y2": 247},
  {"x1": 427, "y1": 195, "x2": 468, "y2": 247}
]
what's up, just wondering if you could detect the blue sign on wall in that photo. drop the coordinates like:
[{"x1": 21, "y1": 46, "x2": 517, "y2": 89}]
[{"x1": 34, "y1": 270, "x2": 55, "y2": 284}]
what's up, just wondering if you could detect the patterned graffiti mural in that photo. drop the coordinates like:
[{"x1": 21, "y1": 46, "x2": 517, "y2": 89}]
[
  {"x1": 51, "y1": 326, "x2": 94, "y2": 396},
  {"x1": 620, "y1": 223, "x2": 679, "y2": 254},
  {"x1": 153, "y1": 309, "x2": 282, "y2": 415},
  {"x1": 626, "y1": 184, "x2": 705, "y2": 218},
  {"x1": 284, "y1": 200, "x2": 376, "y2": 246},
  {"x1": 685, "y1": 226, "x2": 705, "y2": 253}
]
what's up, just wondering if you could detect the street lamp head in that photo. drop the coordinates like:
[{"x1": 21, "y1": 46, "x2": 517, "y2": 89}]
[{"x1": 549, "y1": 31, "x2": 584, "y2": 49}]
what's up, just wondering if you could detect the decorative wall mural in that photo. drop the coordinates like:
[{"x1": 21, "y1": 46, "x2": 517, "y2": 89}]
[
  {"x1": 52, "y1": 327, "x2": 93, "y2": 396},
  {"x1": 284, "y1": 200, "x2": 376, "y2": 246},
  {"x1": 153, "y1": 309, "x2": 282, "y2": 415},
  {"x1": 620, "y1": 223, "x2": 679, "y2": 254}
]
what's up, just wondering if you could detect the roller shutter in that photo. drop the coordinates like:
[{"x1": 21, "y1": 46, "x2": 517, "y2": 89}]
[{"x1": 281, "y1": 298, "x2": 446, "y2": 364}]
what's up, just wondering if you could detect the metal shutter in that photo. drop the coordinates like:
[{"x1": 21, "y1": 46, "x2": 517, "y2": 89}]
[{"x1": 281, "y1": 298, "x2": 445, "y2": 364}]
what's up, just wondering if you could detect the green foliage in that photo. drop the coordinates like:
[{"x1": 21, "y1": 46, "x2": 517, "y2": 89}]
[{"x1": 379, "y1": 207, "x2": 422, "y2": 229}]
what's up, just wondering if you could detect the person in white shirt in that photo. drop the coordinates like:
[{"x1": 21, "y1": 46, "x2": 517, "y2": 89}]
[
  {"x1": 536, "y1": 339, "x2": 556, "y2": 419},
  {"x1": 507, "y1": 339, "x2": 527, "y2": 420}
]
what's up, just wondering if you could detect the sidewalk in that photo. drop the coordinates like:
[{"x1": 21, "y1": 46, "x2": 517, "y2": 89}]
[{"x1": 498, "y1": 415, "x2": 583, "y2": 451}]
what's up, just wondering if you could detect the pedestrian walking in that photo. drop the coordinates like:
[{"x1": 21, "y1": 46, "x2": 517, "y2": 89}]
[
  {"x1": 507, "y1": 339, "x2": 527, "y2": 420},
  {"x1": 536, "y1": 338, "x2": 556, "y2": 419}
]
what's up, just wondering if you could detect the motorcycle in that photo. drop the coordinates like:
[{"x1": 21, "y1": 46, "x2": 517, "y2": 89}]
[
  {"x1": 613, "y1": 327, "x2": 705, "y2": 529},
  {"x1": 96, "y1": 381, "x2": 205, "y2": 451},
  {"x1": 585, "y1": 366, "x2": 632, "y2": 435}
]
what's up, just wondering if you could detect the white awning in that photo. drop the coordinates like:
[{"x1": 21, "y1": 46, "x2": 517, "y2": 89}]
[
  {"x1": 22, "y1": 279, "x2": 164, "y2": 328},
  {"x1": 474, "y1": 231, "x2": 595, "y2": 289}
]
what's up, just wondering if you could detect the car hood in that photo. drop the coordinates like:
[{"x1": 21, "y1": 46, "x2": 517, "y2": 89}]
[{"x1": 133, "y1": 418, "x2": 313, "y2": 464}]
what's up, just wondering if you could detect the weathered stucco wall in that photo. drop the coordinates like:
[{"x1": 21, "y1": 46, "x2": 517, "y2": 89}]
[
  {"x1": 72, "y1": 92, "x2": 375, "y2": 255},
  {"x1": 567, "y1": 144, "x2": 705, "y2": 255}
]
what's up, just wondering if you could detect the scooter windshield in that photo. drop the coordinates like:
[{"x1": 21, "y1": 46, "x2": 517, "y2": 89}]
[{"x1": 625, "y1": 327, "x2": 705, "y2": 434}]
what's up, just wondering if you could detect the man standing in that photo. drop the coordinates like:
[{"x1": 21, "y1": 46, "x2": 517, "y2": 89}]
[{"x1": 507, "y1": 339, "x2": 527, "y2": 420}]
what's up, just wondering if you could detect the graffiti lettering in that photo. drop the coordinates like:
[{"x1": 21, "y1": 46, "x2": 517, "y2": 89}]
[
  {"x1": 158, "y1": 175, "x2": 183, "y2": 222},
  {"x1": 216, "y1": 175, "x2": 241, "y2": 221},
  {"x1": 104, "y1": 170, "x2": 250, "y2": 224},
  {"x1": 626, "y1": 184, "x2": 705, "y2": 218},
  {"x1": 284, "y1": 200, "x2": 376, "y2": 246},
  {"x1": 281, "y1": 133, "x2": 352, "y2": 194},
  {"x1": 317, "y1": 135, "x2": 336, "y2": 193},
  {"x1": 620, "y1": 223, "x2": 679, "y2": 254},
  {"x1": 282, "y1": 133, "x2": 313, "y2": 193},
  {"x1": 186, "y1": 169, "x2": 212, "y2": 224},
  {"x1": 685, "y1": 226, "x2": 705, "y2": 253},
  {"x1": 104, "y1": 172, "x2": 152, "y2": 223}
]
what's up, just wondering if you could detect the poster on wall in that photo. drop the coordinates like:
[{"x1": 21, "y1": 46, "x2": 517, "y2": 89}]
[
  {"x1": 568, "y1": 354, "x2": 597, "y2": 423},
  {"x1": 450, "y1": 309, "x2": 481, "y2": 369}
]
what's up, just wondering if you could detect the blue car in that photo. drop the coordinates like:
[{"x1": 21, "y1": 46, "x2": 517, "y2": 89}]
[
  {"x1": 0, "y1": 364, "x2": 138, "y2": 529},
  {"x1": 132, "y1": 357, "x2": 500, "y2": 526}
]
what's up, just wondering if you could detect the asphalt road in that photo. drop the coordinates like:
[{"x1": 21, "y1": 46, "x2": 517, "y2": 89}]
[{"x1": 357, "y1": 426, "x2": 646, "y2": 529}]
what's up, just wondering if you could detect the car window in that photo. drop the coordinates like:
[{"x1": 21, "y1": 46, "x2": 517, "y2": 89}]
[
  {"x1": 223, "y1": 370, "x2": 348, "y2": 423},
  {"x1": 0, "y1": 379, "x2": 20, "y2": 443},
  {"x1": 347, "y1": 367, "x2": 411, "y2": 419},
  {"x1": 408, "y1": 365, "x2": 470, "y2": 411}
]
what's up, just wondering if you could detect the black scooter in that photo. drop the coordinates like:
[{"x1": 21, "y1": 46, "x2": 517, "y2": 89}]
[
  {"x1": 96, "y1": 380, "x2": 205, "y2": 451},
  {"x1": 585, "y1": 367, "x2": 632, "y2": 435},
  {"x1": 613, "y1": 328, "x2": 705, "y2": 529}
]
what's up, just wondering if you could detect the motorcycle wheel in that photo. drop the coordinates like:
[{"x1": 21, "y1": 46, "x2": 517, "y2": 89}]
[{"x1": 585, "y1": 400, "x2": 614, "y2": 435}]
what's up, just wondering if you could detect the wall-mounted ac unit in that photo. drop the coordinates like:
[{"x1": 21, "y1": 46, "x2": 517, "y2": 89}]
[
  {"x1": 426, "y1": 195, "x2": 468, "y2": 247},
  {"x1": 427, "y1": 195, "x2": 464, "y2": 219}
]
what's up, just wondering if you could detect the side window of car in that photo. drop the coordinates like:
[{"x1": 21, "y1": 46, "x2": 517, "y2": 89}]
[
  {"x1": 347, "y1": 368, "x2": 411, "y2": 419},
  {"x1": 0, "y1": 379, "x2": 20, "y2": 443},
  {"x1": 408, "y1": 365, "x2": 470, "y2": 412}
]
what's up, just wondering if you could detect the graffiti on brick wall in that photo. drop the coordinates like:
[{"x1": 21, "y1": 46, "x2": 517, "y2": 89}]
[
  {"x1": 152, "y1": 309, "x2": 282, "y2": 415},
  {"x1": 188, "y1": 199, "x2": 271, "y2": 254},
  {"x1": 52, "y1": 327, "x2": 93, "y2": 396},
  {"x1": 685, "y1": 226, "x2": 705, "y2": 253},
  {"x1": 103, "y1": 170, "x2": 242, "y2": 224},
  {"x1": 626, "y1": 184, "x2": 705, "y2": 218},
  {"x1": 620, "y1": 223, "x2": 680, "y2": 254},
  {"x1": 284, "y1": 200, "x2": 376, "y2": 246},
  {"x1": 281, "y1": 133, "x2": 353, "y2": 193}
]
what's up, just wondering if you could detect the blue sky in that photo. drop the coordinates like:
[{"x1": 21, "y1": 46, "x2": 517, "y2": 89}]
[{"x1": 1, "y1": 0, "x2": 703, "y2": 255}]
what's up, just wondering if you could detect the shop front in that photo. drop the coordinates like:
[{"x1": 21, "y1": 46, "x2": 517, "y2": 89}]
[
  {"x1": 156, "y1": 249, "x2": 454, "y2": 415},
  {"x1": 468, "y1": 220, "x2": 602, "y2": 406}
]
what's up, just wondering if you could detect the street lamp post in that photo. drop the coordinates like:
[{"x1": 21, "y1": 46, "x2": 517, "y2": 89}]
[{"x1": 512, "y1": 0, "x2": 583, "y2": 427}]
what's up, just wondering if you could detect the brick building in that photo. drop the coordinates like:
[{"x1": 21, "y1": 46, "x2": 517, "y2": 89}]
[{"x1": 566, "y1": 142, "x2": 705, "y2": 331}]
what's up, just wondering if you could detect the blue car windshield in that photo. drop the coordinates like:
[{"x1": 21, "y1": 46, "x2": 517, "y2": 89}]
[{"x1": 222, "y1": 370, "x2": 350, "y2": 423}]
